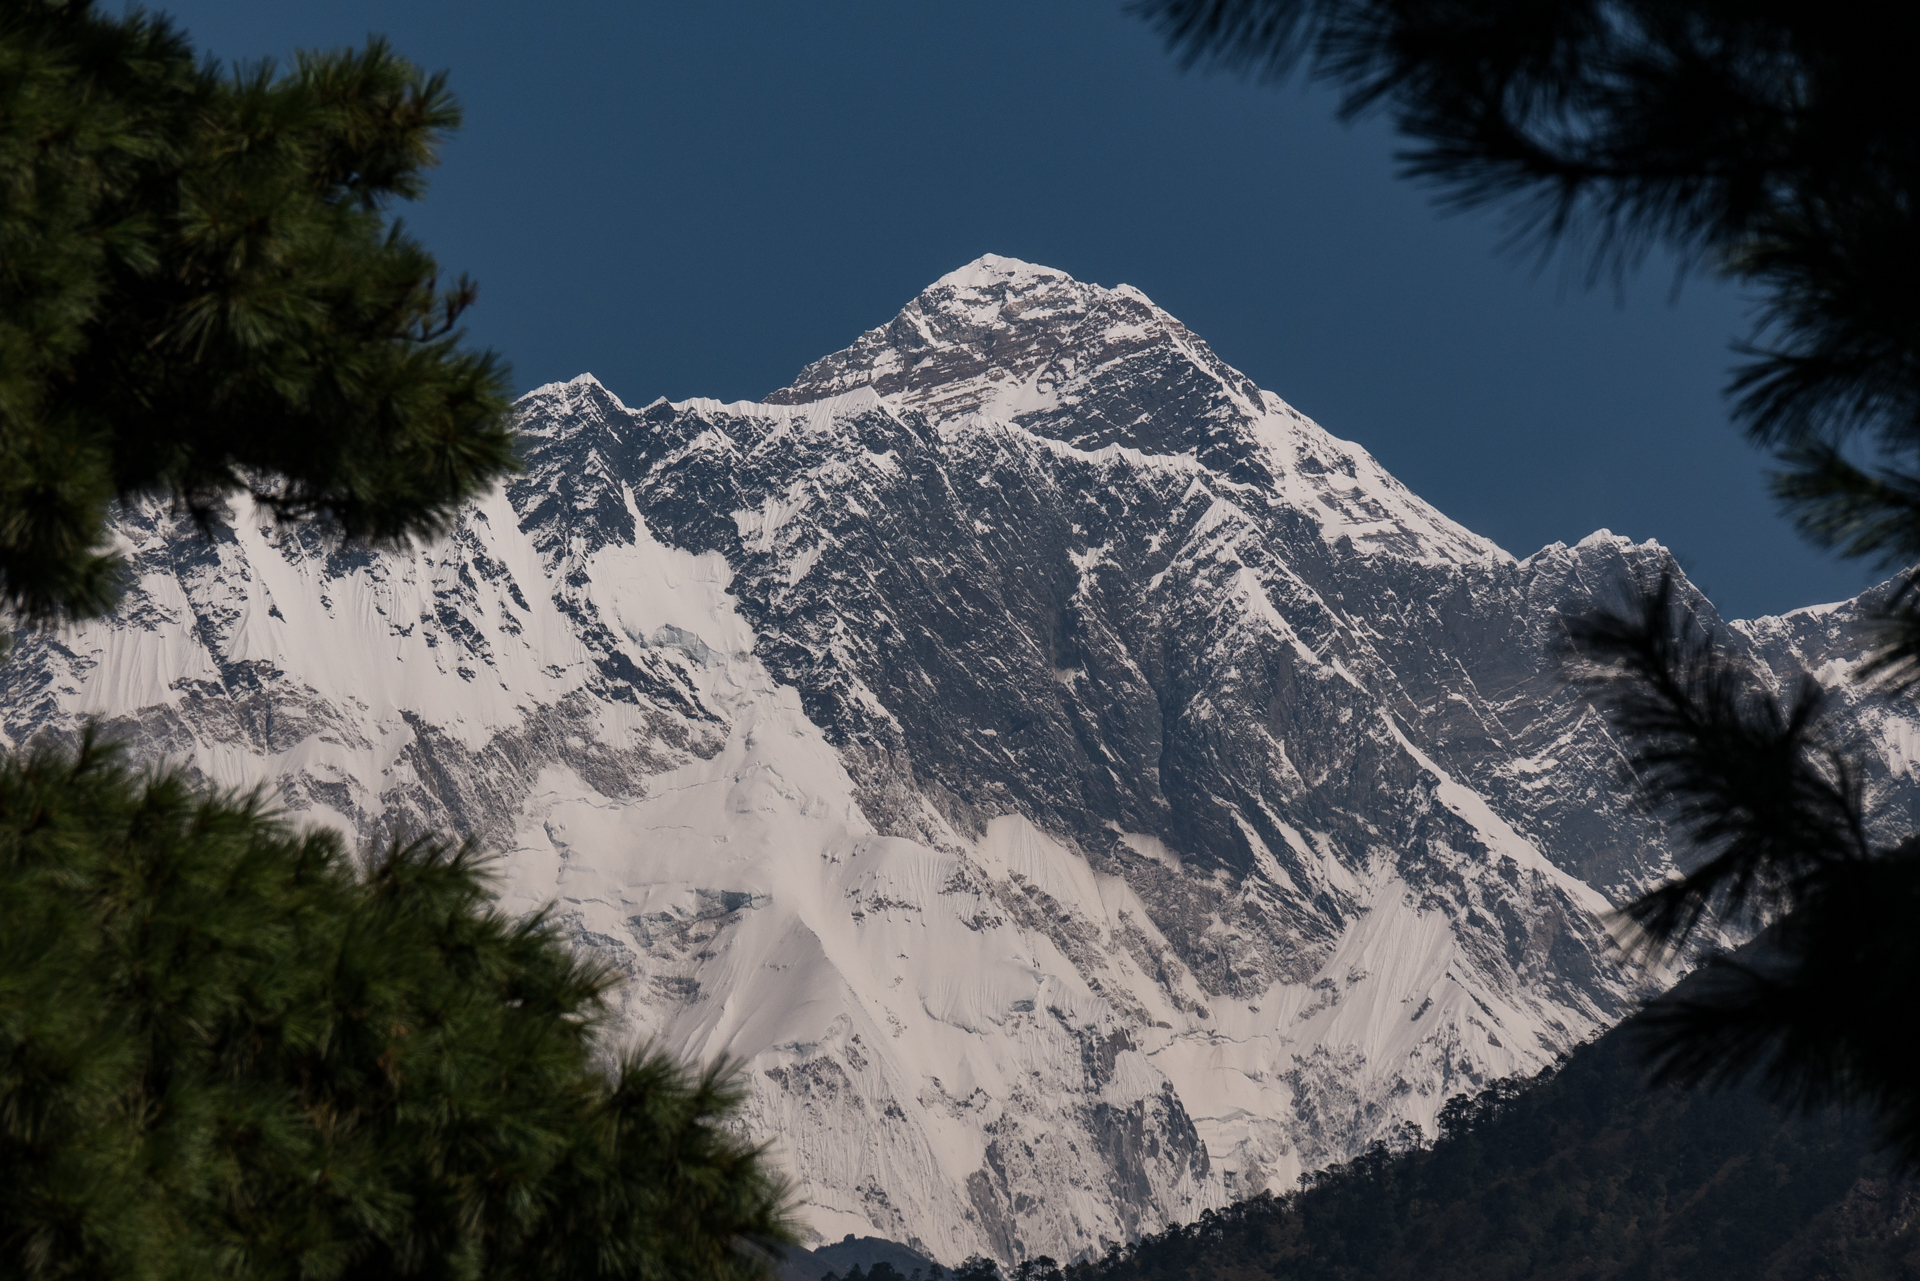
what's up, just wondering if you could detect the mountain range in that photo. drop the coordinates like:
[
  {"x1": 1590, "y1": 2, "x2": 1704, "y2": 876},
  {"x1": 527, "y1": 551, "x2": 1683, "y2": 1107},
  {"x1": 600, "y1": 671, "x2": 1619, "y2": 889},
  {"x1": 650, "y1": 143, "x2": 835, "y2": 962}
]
[{"x1": 6, "y1": 255, "x2": 1916, "y2": 1267}]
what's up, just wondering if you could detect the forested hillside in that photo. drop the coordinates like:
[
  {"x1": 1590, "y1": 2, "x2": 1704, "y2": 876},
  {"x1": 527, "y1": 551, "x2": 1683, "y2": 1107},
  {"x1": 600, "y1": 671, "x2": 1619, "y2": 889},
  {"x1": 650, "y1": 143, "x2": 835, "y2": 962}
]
[{"x1": 1087, "y1": 1025, "x2": 1918, "y2": 1281}]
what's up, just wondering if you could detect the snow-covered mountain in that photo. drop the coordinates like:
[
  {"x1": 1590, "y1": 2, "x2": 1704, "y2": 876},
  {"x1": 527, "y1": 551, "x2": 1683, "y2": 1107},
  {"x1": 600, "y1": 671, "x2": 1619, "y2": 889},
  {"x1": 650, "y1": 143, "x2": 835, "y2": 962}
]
[{"x1": 7, "y1": 255, "x2": 1918, "y2": 1266}]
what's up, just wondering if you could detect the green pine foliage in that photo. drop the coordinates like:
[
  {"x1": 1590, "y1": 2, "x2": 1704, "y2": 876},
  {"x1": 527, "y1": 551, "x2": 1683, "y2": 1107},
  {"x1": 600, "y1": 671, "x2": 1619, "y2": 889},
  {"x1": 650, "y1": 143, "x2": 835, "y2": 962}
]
[
  {"x1": 0, "y1": 0, "x2": 516, "y2": 624},
  {"x1": 0, "y1": 734, "x2": 795, "y2": 1280},
  {"x1": 1082, "y1": 1027, "x2": 1917, "y2": 1281}
]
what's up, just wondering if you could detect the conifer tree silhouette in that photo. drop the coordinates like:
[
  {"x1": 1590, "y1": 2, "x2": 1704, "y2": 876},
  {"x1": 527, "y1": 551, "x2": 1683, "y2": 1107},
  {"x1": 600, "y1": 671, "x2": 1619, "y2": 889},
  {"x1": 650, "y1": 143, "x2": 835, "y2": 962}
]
[{"x1": 0, "y1": 0, "x2": 517, "y2": 624}]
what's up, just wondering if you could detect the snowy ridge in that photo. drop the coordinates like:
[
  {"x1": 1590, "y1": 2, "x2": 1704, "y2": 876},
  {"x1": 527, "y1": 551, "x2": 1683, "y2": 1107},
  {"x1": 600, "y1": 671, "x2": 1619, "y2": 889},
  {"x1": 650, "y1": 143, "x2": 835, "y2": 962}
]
[{"x1": 8, "y1": 257, "x2": 1920, "y2": 1266}]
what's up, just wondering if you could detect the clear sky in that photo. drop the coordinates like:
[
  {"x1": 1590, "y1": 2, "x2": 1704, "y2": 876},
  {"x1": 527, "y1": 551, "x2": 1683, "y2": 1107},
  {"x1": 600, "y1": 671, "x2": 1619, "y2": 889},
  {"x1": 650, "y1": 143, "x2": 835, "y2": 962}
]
[{"x1": 160, "y1": 0, "x2": 1879, "y2": 620}]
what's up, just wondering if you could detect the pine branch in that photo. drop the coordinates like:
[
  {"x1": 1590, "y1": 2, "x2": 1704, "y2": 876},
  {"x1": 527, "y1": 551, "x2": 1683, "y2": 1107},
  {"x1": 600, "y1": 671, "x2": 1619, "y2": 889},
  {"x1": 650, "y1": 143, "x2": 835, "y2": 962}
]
[
  {"x1": 1136, "y1": 0, "x2": 1920, "y2": 451},
  {"x1": 0, "y1": 3, "x2": 516, "y2": 624},
  {"x1": 1563, "y1": 576, "x2": 1866, "y2": 955}
]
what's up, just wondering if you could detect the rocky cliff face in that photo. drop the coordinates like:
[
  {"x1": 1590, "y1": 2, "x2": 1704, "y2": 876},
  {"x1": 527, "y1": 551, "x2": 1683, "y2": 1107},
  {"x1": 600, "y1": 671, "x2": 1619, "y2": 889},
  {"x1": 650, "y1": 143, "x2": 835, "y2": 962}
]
[{"x1": 6, "y1": 255, "x2": 1914, "y2": 1266}]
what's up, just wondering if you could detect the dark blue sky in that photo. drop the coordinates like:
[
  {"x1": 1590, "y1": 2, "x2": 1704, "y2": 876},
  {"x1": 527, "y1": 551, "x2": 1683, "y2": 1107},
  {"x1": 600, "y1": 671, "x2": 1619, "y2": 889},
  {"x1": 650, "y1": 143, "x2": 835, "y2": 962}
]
[{"x1": 164, "y1": 0, "x2": 1875, "y2": 619}]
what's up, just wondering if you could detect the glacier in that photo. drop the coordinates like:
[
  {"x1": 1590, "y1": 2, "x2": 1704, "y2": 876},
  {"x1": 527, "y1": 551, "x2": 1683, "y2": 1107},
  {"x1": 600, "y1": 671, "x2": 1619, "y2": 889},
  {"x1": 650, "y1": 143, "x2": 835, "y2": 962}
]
[{"x1": 6, "y1": 254, "x2": 1918, "y2": 1267}]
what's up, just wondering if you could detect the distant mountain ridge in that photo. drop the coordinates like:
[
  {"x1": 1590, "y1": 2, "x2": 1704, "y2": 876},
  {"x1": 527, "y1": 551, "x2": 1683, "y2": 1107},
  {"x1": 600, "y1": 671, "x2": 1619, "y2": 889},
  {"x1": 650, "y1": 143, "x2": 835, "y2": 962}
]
[{"x1": 6, "y1": 255, "x2": 1918, "y2": 1266}]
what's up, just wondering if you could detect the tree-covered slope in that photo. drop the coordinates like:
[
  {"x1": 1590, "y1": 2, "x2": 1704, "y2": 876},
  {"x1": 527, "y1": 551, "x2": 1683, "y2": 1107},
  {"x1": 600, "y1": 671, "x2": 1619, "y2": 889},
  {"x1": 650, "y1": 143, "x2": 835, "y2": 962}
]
[{"x1": 1090, "y1": 1023, "x2": 1919, "y2": 1281}]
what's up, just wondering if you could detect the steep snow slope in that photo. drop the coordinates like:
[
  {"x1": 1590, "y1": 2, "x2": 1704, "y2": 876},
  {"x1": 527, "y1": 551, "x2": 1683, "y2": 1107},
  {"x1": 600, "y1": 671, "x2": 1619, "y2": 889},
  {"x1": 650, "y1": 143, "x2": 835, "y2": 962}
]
[{"x1": 7, "y1": 256, "x2": 1917, "y2": 1267}]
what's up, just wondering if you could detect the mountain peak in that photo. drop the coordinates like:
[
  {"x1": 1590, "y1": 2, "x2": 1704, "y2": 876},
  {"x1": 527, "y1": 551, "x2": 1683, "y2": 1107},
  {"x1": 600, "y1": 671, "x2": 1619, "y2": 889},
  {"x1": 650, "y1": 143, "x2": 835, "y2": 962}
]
[
  {"x1": 519, "y1": 371, "x2": 630, "y2": 411},
  {"x1": 926, "y1": 253, "x2": 1072, "y2": 293},
  {"x1": 765, "y1": 254, "x2": 1185, "y2": 425},
  {"x1": 513, "y1": 372, "x2": 635, "y2": 443},
  {"x1": 758, "y1": 256, "x2": 1500, "y2": 566}
]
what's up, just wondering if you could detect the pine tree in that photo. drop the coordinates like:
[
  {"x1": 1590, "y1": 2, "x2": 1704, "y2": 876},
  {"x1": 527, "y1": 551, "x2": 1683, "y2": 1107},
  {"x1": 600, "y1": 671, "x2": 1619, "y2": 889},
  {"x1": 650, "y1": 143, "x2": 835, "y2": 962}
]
[
  {"x1": 0, "y1": 0, "x2": 517, "y2": 624},
  {"x1": 0, "y1": 734, "x2": 794, "y2": 1279},
  {"x1": 0, "y1": 4, "x2": 796, "y2": 1275},
  {"x1": 1135, "y1": 0, "x2": 1920, "y2": 1163}
]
